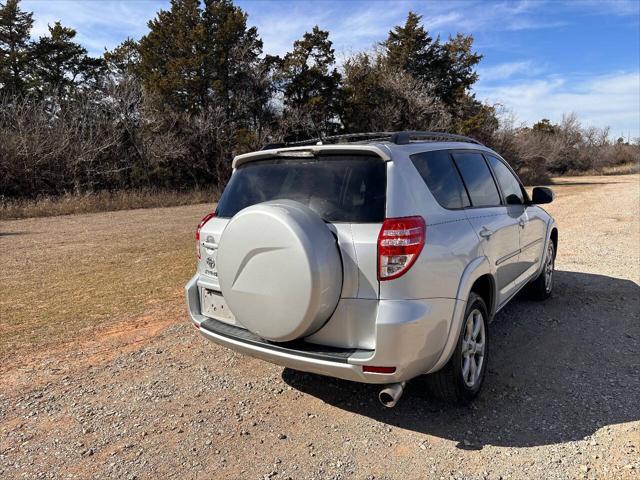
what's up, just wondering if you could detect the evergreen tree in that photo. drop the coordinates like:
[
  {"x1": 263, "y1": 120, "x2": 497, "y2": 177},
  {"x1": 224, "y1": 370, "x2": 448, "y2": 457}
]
[
  {"x1": 138, "y1": 0, "x2": 206, "y2": 112},
  {"x1": 202, "y1": 0, "x2": 263, "y2": 114},
  {"x1": 442, "y1": 33, "x2": 482, "y2": 105},
  {"x1": 454, "y1": 94, "x2": 498, "y2": 144},
  {"x1": 532, "y1": 118, "x2": 558, "y2": 135},
  {"x1": 32, "y1": 21, "x2": 104, "y2": 96},
  {"x1": 104, "y1": 38, "x2": 141, "y2": 80},
  {"x1": 278, "y1": 26, "x2": 341, "y2": 136},
  {"x1": 0, "y1": 0, "x2": 33, "y2": 96},
  {"x1": 341, "y1": 52, "x2": 385, "y2": 132},
  {"x1": 382, "y1": 12, "x2": 481, "y2": 108},
  {"x1": 383, "y1": 12, "x2": 444, "y2": 82},
  {"x1": 138, "y1": 0, "x2": 264, "y2": 115}
]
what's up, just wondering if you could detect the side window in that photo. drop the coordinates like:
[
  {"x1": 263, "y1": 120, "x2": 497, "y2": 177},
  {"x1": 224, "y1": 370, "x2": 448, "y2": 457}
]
[
  {"x1": 485, "y1": 154, "x2": 524, "y2": 205},
  {"x1": 411, "y1": 150, "x2": 470, "y2": 209},
  {"x1": 452, "y1": 152, "x2": 501, "y2": 207}
]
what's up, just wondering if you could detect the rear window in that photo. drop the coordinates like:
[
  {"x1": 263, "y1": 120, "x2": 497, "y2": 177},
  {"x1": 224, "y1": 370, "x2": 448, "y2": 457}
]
[
  {"x1": 411, "y1": 150, "x2": 470, "y2": 209},
  {"x1": 216, "y1": 155, "x2": 386, "y2": 222}
]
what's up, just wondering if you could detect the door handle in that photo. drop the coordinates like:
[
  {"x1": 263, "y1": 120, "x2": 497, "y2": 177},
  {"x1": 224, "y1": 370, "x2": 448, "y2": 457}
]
[
  {"x1": 202, "y1": 241, "x2": 218, "y2": 250},
  {"x1": 479, "y1": 227, "x2": 493, "y2": 239},
  {"x1": 519, "y1": 219, "x2": 526, "y2": 228}
]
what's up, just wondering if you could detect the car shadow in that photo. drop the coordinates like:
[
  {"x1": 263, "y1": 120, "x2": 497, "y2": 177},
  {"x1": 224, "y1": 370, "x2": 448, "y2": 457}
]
[{"x1": 281, "y1": 270, "x2": 640, "y2": 448}]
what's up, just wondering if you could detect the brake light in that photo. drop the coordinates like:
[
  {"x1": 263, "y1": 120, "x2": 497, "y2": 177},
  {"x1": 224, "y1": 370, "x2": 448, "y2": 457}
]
[
  {"x1": 196, "y1": 212, "x2": 215, "y2": 259},
  {"x1": 377, "y1": 216, "x2": 425, "y2": 280}
]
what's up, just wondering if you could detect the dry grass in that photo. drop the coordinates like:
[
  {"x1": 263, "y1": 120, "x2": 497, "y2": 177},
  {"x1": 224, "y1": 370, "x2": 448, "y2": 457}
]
[
  {"x1": 0, "y1": 188, "x2": 219, "y2": 221},
  {"x1": 599, "y1": 161, "x2": 640, "y2": 175},
  {"x1": 0, "y1": 203, "x2": 213, "y2": 357},
  {"x1": 562, "y1": 161, "x2": 640, "y2": 177}
]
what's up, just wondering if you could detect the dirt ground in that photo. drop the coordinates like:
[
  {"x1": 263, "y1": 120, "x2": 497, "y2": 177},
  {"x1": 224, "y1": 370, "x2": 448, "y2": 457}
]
[{"x1": 1, "y1": 175, "x2": 639, "y2": 480}]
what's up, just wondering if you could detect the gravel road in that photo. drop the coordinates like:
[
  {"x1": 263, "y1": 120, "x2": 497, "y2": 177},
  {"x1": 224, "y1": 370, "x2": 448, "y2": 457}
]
[{"x1": 1, "y1": 175, "x2": 638, "y2": 479}]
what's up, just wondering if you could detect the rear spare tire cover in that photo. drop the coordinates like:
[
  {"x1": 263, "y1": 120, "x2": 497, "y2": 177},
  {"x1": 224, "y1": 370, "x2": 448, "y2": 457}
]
[{"x1": 217, "y1": 200, "x2": 342, "y2": 342}]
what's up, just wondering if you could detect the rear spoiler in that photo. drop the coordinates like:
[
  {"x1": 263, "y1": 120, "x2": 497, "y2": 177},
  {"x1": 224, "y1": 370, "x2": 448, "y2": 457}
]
[{"x1": 232, "y1": 145, "x2": 391, "y2": 169}]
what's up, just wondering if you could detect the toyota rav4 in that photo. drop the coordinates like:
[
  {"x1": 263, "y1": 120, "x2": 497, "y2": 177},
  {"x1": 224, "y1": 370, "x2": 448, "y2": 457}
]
[{"x1": 185, "y1": 131, "x2": 558, "y2": 406}]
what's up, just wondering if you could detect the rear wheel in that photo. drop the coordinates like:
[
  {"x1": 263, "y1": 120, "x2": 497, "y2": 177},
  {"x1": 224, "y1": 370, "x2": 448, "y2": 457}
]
[
  {"x1": 425, "y1": 293, "x2": 489, "y2": 404},
  {"x1": 527, "y1": 241, "x2": 555, "y2": 300}
]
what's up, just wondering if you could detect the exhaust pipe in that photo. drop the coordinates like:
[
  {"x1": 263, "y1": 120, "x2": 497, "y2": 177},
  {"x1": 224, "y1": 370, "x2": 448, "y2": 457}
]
[{"x1": 378, "y1": 381, "x2": 406, "y2": 408}]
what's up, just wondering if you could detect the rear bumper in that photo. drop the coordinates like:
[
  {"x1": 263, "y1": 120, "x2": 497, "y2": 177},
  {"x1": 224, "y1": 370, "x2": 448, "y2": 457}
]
[{"x1": 185, "y1": 274, "x2": 458, "y2": 384}]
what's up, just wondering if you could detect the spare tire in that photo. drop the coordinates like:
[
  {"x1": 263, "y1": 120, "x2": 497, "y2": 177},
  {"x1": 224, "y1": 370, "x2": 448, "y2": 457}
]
[{"x1": 217, "y1": 200, "x2": 342, "y2": 342}]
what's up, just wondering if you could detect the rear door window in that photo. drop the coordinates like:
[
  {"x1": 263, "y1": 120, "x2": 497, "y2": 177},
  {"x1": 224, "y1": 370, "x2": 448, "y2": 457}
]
[
  {"x1": 485, "y1": 154, "x2": 525, "y2": 205},
  {"x1": 216, "y1": 155, "x2": 386, "y2": 222},
  {"x1": 411, "y1": 150, "x2": 470, "y2": 209},
  {"x1": 452, "y1": 152, "x2": 501, "y2": 207}
]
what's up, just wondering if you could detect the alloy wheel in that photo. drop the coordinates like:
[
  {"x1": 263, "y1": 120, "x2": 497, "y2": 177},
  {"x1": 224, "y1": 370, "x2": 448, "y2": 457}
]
[
  {"x1": 544, "y1": 243, "x2": 555, "y2": 294},
  {"x1": 461, "y1": 309, "x2": 486, "y2": 388}
]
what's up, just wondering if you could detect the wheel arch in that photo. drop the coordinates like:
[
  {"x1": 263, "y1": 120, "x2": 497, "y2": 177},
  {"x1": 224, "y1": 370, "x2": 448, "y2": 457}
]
[
  {"x1": 455, "y1": 256, "x2": 497, "y2": 317},
  {"x1": 469, "y1": 274, "x2": 496, "y2": 319},
  {"x1": 426, "y1": 256, "x2": 496, "y2": 374}
]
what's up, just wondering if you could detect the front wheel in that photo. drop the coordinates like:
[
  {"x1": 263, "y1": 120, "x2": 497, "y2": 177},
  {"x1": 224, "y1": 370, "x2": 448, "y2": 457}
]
[
  {"x1": 527, "y1": 241, "x2": 555, "y2": 300},
  {"x1": 425, "y1": 293, "x2": 489, "y2": 404}
]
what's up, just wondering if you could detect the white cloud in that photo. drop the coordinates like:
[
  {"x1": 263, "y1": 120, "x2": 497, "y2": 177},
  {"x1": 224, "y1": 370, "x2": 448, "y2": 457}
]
[
  {"x1": 248, "y1": 6, "x2": 331, "y2": 57},
  {"x1": 505, "y1": 19, "x2": 567, "y2": 31},
  {"x1": 247, "y1": 3, "x2": 407, "y2": 58},
  {"x1": 417, "y1": 0, "x2": 568, "y2": 33},
  {"x1": 23, "y1": 0, "x2": 165, "y2": 55},
  {"x1": 245, "y1": 0, "x2": 569, "y2": 59},
  {"x1": 567, "y1": 0, "x2": 640, "y2": 17},
  {"x1": 247, "y1": 0, "x2": 567, "y2": 61},
  {"x1": 478, "y1": 60, "x2": 539, "y2": 81},
  {"x1": 423, "y1": 12, "x2": 464, "y2": 30},
  {"x1": 475, "y1": 72, "x2": 640, "y2": 137}
]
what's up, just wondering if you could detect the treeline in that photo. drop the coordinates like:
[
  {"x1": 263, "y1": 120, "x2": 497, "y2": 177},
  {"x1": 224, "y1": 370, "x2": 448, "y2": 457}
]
[{"x1": 0, "y1": 0, "x2": 637, "y2": 200}]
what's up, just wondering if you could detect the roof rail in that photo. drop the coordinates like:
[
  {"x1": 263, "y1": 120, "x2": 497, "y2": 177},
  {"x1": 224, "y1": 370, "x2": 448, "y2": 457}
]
[
  {"x1": 261, "y1": 132, "x2": 396, "y2": 150},
  {"x1": 389, "y1": 131, "x2": 483, "y2": 146},
  {"x1": 261, "y1": 131, "x2": 483, "y2": 150}
]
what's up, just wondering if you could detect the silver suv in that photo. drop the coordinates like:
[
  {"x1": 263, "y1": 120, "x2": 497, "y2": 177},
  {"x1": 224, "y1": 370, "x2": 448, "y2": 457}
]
[{"x1": 185, "y1": 131, "x2": 558, "y2": 406}]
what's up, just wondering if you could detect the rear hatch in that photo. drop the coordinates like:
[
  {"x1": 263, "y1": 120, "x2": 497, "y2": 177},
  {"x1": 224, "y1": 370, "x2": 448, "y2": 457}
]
[{"x1": 197, "y1": 151, "x2": 387, "y2": 314}]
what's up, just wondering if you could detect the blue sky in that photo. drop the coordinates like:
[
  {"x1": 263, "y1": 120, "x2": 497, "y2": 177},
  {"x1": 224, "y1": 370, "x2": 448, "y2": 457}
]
[{"x1": 21, "y1": 0, "x2": 640, "y2": 138}]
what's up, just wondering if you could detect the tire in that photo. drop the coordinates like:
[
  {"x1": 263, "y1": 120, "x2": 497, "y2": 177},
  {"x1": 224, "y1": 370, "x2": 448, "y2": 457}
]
[
  {"x1": 526, "y1": 240, "x2": 555, "y2": 300},
  {"x1": 425, "y1": 293, "x2": 489, "y2": 405}
]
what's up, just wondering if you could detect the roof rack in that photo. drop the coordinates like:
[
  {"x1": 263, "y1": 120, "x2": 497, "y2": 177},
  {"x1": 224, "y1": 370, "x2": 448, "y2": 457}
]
[
  {"x1": 261, "y1": 131, "x2": 483, "y2": 150},
  {"x1": 389, "y1": 131, "x2": 483, "y2": 146}
]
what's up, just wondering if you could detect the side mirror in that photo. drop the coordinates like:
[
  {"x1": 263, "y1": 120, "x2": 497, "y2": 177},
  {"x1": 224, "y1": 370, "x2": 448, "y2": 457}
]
[{"x1": 531, "y1": 186, "x2": 554, "y2": 204}]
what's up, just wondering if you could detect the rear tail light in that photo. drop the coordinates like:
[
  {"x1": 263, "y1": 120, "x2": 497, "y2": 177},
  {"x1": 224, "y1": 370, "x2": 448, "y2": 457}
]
[
  {"x1": 196, "y1": 212, "x2": 215, "y2": 259},
  {"x1": 377, "y1": 216, "x2": 425, "y2": 280}
]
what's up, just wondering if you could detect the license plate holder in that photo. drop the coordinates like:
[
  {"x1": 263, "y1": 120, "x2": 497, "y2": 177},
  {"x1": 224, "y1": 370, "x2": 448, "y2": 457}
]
[{"x1": 201, "y1": 289, "x2": 236, "y2": 324}]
